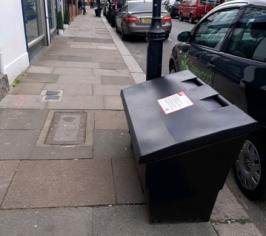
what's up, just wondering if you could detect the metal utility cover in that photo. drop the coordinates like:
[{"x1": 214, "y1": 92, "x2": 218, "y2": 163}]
[
  {"x1": 41, "y1": 90, "x2": 63, "y2": 102},
  {"x1": 45, "y1": 112, "x2": 87, "y2": 145}
]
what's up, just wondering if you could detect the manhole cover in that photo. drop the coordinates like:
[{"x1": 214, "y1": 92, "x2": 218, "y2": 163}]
[
  {"x1": 41, "y1": 90, "x2": 63, "y2": 102},
  {"x1": 45, "y1": 112, "x2": 87, "y2": 145}
]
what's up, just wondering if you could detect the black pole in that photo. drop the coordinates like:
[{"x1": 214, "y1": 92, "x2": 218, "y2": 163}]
[{"x1": 146, "y1": 0, "x2": 165, "y2": 80}]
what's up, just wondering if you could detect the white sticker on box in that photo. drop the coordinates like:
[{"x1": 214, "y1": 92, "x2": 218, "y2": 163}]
[{"x1": 158, "y1": 91, "x2": 193, "y2": 114}]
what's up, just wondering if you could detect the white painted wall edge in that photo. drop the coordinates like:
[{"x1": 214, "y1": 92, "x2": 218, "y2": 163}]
[{"x1": 3, "y1": 52, "x2": 29, "y2": 83}]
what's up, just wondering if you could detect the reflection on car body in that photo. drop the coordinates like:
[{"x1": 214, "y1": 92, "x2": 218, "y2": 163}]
[{"x1": 169, "y1": 0, "x2": 266, "y2": 201}]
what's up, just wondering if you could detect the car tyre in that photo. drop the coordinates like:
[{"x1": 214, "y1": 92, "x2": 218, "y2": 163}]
[
  {"x1": 169, "y1": 61, "x2": 176, "y2": 73},
  {"x1": 189, "y1": 14, "x2": 194, "y2": 24},
  {"x1": 233, "y1": 136, "x2": 266, "y2": 201},
  {"x1": 179, "y1": 13, "x2": 183, "y2": 21},
  {"x1": 121, "y1": 28, "x2": 128, "y2": 41}
]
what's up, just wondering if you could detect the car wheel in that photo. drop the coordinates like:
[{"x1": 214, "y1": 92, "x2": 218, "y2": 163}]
[
  {"x1": 189, "y1": 14, "x2": 194, "y2": 23},
  {"x1": 179, "y1": 13, "x2": 183, "y2": 21},
  {"x1": 121, "y1": 27, "x2": 128, "y2": 41},
  {"x1": 169, "y1": 61, "x2": 176, "y2": 73},
  {"x1": 234, "y1": 136, "x2": 266, "y2": 200},
  {"x1": 110, "y1": 17, "x2": 116, "y2": 27}
]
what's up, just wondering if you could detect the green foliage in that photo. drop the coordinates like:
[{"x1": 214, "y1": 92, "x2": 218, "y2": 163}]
[
  {"x1": 64, "y1": 9, "x2": 70, "y2": 25},
  {"x1": 57, "y1": 11, "x2": 64, "y2": 30},
  {"x1": 12, "y1": 79, "x2": 21, "y2": 88}
]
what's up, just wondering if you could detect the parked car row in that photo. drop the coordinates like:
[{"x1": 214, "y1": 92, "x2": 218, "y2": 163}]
[
  {"x1": 103, "y1": 0, "x2": 172, "y2": 40},
  {"x1": 169, "y1": 0, "x2": 266, "y2": 200},
  {"x1": 165, "y1": 0, "x2": 222, "y2": 23}
]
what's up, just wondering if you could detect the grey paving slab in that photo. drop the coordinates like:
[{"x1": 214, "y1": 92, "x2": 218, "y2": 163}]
[
  {"x1": 53, "y1": 67, "x2": 93, "y2": 75},
  {"x1": 41, "y1": 55, "x2": 93, "y2": 62},
  {"x1": 211, "y1": 184, "x2": 249, "y2": 222},
  {"x1": 30, "y1": 146, "x2": 93, "y2": 160},
  {"x1": 112, "y1": 158, "x2": 144, "y2": 204},
  {"x1": 101, "y1": 76, "x2": 135, "y2": 85},
  {"x1": 0, "y1": 95, "x2": 46, "y2": 109},
  {"x1": 92, "y1": 205, "x2": 217, "y2": 236},
  {"x1": 93, "y1": 85, "x2": 128, "y2": 96},
  {"x1": 95, "y1": 110, "x2": 128, "y2": 130},
  {"x1": 104, "y1": 96, "x2": 124, "y2": 110},
  {"x1": 46, "y1": 96, "x2": 104, "y2": 110},
  {"x1": 2, "y1": 159, "x2": 115, "y2": 208},
  {"x1": 93, "y1": 129, "x2": 132, "y2": 160},
  {"x1": 0, "y1": 208, "x2": 93, "y2": 236},
  {"x1": 0, "y1": 161, "x2": 19, "y2": 204},
  {"x1": 35, "y1": 60, "x2": 66, "y2": 67},
  {"x1": 0, "y1": 109, "x2": 48, "y2": 130},
  {"x1": 213, "y1": 223, "x2": 262, "y2": 236},
  {"x1": 27, "y1": 66, "x2": 53, "y2": 74},
  {"x1": 64, "y1": 61, "x2": 100, "y2": 68},
  {"x1": 100, "y1": 63, "x2": 127, "y2": 70},
  {"x1": 0, "y1": 130, "x2": 39, "y2": 159},
  {"x1": 44, "y1": 83, "x2": 93, "y2": 96},
  {"x1": 10, "y1": 83, "x2": 45, "y2": 95},
  {"x1": 94, "y1": 69, "x2": 130, "y2": 77},
  {"x1": 70, "y1": 37, "x2": 113, "y2": 43},
  {"x1": 21, "y1": 73, "x2": 59, "y2": 83},
  {"x1": 57, "y1": 75, "x2": 101, "y2": 85}
]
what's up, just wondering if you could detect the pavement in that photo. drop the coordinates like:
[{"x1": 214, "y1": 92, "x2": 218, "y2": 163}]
[{"x1": 0, "y1": 10, "x2": 263, "y2": 236}]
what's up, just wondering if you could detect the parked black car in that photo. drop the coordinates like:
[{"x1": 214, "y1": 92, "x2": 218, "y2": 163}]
[{"x1": 169, "y1": 0, "x2": 266, "y2": 200}]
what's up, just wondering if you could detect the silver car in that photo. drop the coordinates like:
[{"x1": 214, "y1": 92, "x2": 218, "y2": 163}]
[{"x1": 115, "y1": 0, "x2": 172, "y2": 40}]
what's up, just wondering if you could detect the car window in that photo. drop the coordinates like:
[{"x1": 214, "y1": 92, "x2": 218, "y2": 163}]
[
  {"x1": 226, "y1": 7, "x2": 266, "y2": 62},
  {"x1": 192, "y1": 8, "x2": 239, "y2": 49}
]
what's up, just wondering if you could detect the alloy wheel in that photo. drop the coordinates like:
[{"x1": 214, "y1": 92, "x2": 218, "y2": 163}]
[{"x1": 235, "y1": 140, "x2": 262, "y2": 190}]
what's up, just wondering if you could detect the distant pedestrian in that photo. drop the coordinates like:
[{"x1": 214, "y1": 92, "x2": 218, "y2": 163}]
[
  {"x1": 78, "y1": 0, "x2": 87, "y2": 15},
  {"x1": 89, "y1": 0, "x2": 94, "y2": 8}
]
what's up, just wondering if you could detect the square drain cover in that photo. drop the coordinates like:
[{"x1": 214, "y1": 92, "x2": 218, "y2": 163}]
[
  {"x1": 41, "y1": 90, "x2": 63, "y2": 102},
  {"x1": 45, "y1": 112, "x2": 87, "y2": 145}
]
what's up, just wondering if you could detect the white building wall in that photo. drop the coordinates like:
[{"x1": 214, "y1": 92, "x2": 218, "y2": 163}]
[{"x1": 0, "y1": 0, "x2": 29, "y2": 83}]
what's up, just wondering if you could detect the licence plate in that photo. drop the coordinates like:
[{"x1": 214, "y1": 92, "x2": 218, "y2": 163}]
[{"x1": 141, "y1": 18, "x2": 151, "y2": 24}]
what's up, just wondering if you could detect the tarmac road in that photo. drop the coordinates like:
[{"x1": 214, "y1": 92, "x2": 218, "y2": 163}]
[{"x1": 123, "y1": 18, "x2": 194, "y2": 76}]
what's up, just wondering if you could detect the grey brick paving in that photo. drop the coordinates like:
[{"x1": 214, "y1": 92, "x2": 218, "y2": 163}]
[
  {"x1": 0, "y1": 161, "x2": 19, "y2": 204},
  {"x1": 104, "y1": 96, "x2": 124, "y2": 110},
  {"x1": 0, "y1": 95, "x2": 46, "y2": 109},
  {"x1": 0, "y1": 130, "x2": 39, "y2": 159},
  {"x1": 93, "y1": 129, "x2": 132, "y2": 160},
  {"x1": 0, "y1": 208, "x2": 93, "y2": 236},
  {"x1": 2, "y1": 160, "x2": 115, "y2": 208},
  {"x1": 95, "y1": 110, "x2": 128, "y2": 130},
  {"x1": 101, "y1": 76, "x2": 135, "y2": 85},
  {"x1": 10, "y1": 83, "x2": 45, "y2": 95},
  {"x1": 30, "y1": 146, "x2": 93, "y2": 160},
  {"x1": 57, "y1": 75, "x2": 101, "y2": 85},
  {"x1": 44, "y1": 83, "x2": 93, "y2": 96},
  {"x1": 21, "y1": 73, "x2": 59, "y2": 83},
  {"x1": 213, "y1": 223, "x2": 262, "y2": 236},
  {"x1": 93, "y1": 85, "x2": 128, "y2": 96},
  {"x1": 46, "y1": 96, "x2": 104, "y2": 110},
  {"x1": 112, "y1": 158, "x2": 144, "y2": 204},
  {"x1": 92, "y1": 205, "x2": 217, "y2": 236},
  {"x1": 0, "y1": 109, "x2": 48, "y2": 130}
]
